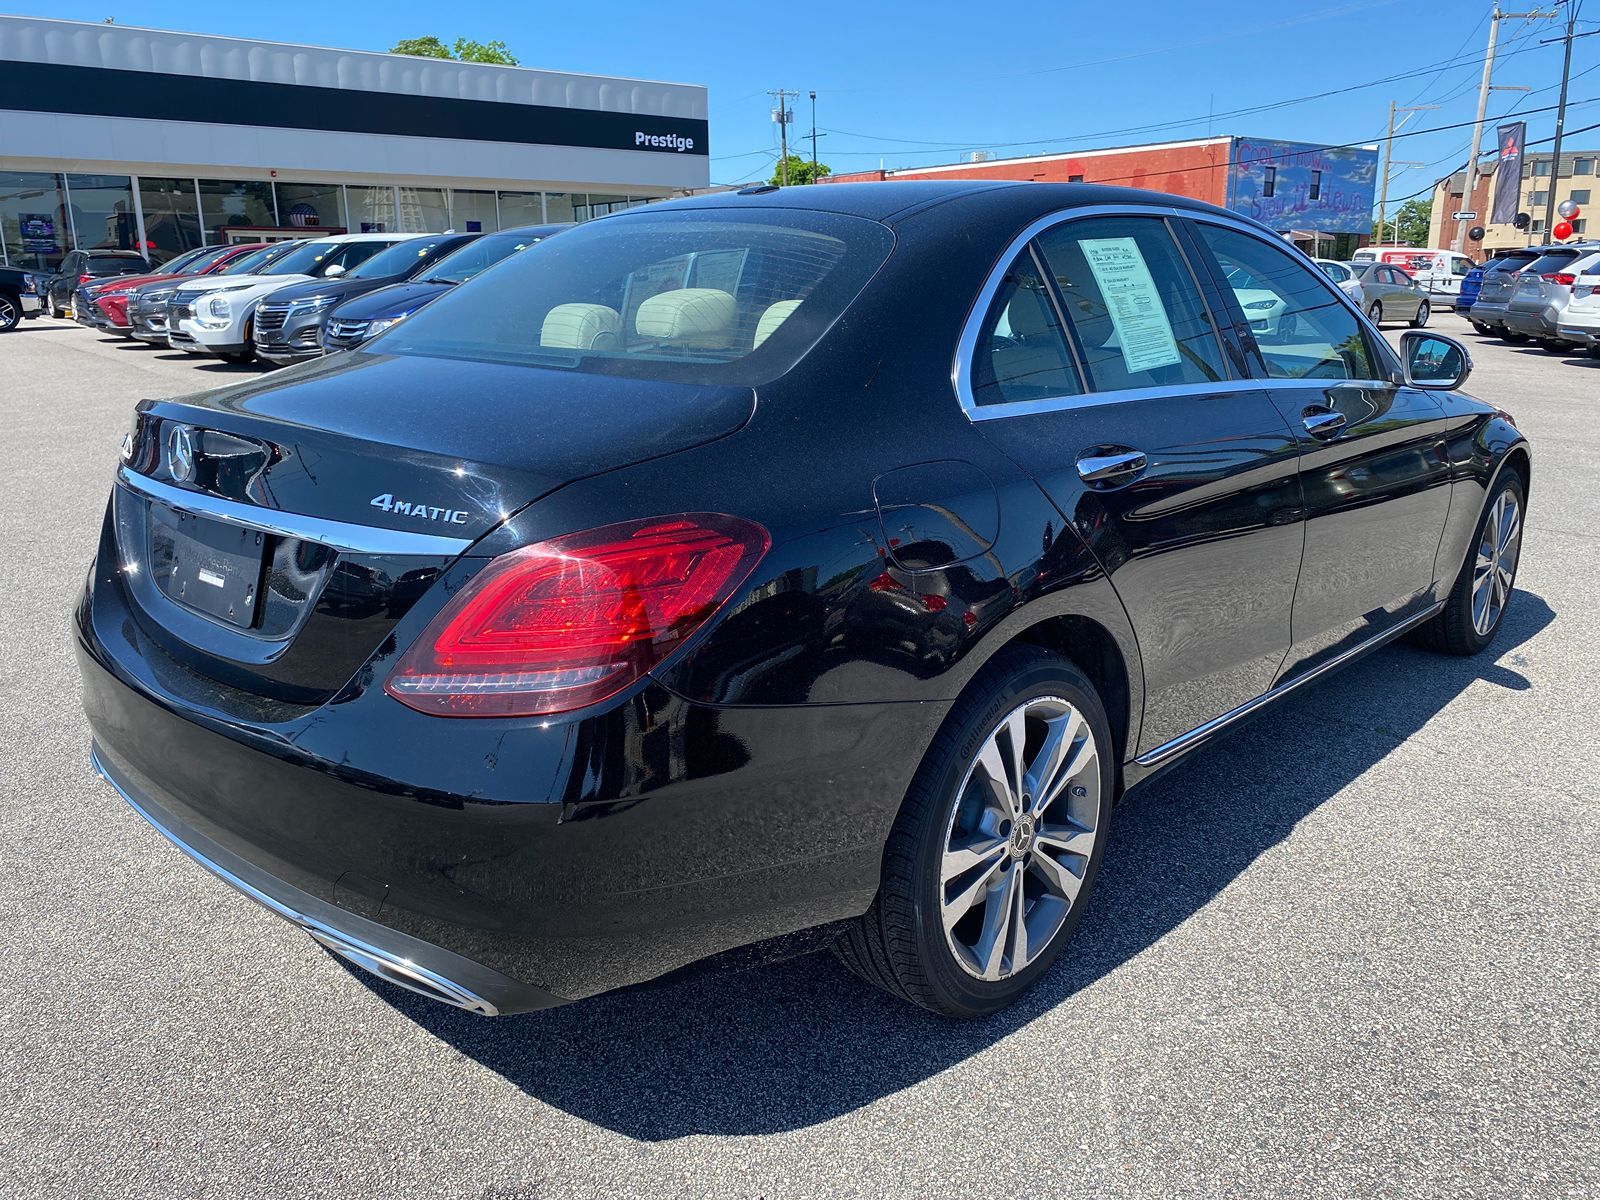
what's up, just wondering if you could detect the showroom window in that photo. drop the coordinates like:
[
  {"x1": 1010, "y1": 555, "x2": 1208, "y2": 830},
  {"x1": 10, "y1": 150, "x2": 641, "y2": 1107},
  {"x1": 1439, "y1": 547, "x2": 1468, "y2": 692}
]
[
  {"x1": 397, "y1": 186, "x2": 450, "y2": 233},
  {"x1": 497, "y1": 191, "x2": 545, "y2": 228},
  {"x1": 0, "y1": 171, "x2": 68, "y2": 270},
  {"x1": 581, "y1": 194, "x2": 632, "y2": 220},
  {"x1": 65, "y1": 174, "x2": 138, "y2": 252},
  {"x1": 138, "y1": 177, "x2": 205, "y2": 263},
  {"x1": 345, "y1": 185, "x2": 393, "y2": 233},
  {"x1": 544, "y1": 193, "x2": 584, "y2": 224},
  {"x1": 198, "y1": 180, "x2": 277, "y2": 242},
  {"x1": 279, "y1": 182, "x2": 350, "y2": 233},
  {"x1": 450, "y1": 190, "x2": 499, "y2": 233}
]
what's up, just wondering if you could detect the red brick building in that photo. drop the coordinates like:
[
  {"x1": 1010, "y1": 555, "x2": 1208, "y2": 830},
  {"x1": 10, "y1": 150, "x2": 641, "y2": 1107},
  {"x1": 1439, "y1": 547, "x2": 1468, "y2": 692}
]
[
  {"x1": 828, "y1": 136, "x2": 1234, "y2": 205},
  {"x1": 826, "y1": 134, "x2": 1379, "y2": 258}
]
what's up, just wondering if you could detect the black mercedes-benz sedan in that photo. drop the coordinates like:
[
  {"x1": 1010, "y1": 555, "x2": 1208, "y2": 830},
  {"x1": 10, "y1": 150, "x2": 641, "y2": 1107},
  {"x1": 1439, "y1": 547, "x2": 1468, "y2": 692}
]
[{"x1": 77, "y1": 182, "x2": 1530, "y2": 1019}]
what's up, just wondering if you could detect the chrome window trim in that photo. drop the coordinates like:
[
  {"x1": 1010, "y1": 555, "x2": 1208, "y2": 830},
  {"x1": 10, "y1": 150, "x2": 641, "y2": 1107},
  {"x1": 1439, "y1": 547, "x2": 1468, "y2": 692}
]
[
  {"x1": 952, "y1": 203, "x2": 1402, "y2": 423},
  {"x1": 117, "y1": 466, "x2": 475, "y2": 557}
]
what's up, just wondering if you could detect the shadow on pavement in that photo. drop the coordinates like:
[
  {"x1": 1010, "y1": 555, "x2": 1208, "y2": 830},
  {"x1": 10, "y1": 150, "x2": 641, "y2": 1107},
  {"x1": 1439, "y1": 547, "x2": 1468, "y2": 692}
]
[{"x1": 359, "y1": 592, "x2": 1556, "y2": 1140}]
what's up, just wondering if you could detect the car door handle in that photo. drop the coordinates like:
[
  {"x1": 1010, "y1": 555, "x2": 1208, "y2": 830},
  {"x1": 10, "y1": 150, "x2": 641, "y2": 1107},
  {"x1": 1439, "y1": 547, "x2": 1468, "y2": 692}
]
[
  {"x1": 1076, "y1": 449, "x2": 1148, "y2": 486},
  {"x1": 1302, "y1": 408, "x2": 1347, "y2": 440}
]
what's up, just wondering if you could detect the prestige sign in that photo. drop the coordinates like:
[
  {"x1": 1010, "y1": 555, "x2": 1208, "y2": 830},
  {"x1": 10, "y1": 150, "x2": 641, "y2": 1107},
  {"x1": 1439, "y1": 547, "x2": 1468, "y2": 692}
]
[{"x1": 636, "y1": 131, "x2": 697, "y2": 153}]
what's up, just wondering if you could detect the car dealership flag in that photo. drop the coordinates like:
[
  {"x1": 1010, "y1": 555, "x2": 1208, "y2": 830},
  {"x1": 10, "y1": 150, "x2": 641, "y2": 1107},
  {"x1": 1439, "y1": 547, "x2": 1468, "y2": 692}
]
[{"x1": 1491, "y1": 122, "x2": 1525, "y2": 226}]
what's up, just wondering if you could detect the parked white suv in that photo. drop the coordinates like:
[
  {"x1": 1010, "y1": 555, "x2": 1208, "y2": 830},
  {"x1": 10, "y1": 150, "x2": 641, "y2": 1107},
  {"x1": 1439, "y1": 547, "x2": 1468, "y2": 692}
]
[
  {"x1": 167, "y1": 234, "x2": 416, "y2": 362},
  {"x1": 1554, "y1": 251, "x2": 1600, "y2": 353}
]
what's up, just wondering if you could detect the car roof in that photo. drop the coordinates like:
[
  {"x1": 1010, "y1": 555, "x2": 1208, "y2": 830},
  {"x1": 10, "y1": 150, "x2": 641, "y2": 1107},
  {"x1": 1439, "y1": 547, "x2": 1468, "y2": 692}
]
[
  {"x1": 495, "y1": 223, "x2": 573, "y2": 237},
  {"x1": 645, "y1": 179, "x2": 1249, "y2": 230},
  {"x1": 87, "y1": 249, "x2": 148, "y2": 257}
]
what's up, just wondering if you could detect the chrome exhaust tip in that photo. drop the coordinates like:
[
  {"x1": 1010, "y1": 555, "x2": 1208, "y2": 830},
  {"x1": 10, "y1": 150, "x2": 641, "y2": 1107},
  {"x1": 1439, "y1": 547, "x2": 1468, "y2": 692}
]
[{"x1": 306, "y1": 928, "x2": 501, "y2": 1016}]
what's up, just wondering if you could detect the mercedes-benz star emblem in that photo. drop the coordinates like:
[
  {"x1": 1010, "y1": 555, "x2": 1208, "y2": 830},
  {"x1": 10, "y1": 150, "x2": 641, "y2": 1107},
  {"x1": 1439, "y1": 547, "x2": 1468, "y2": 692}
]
[{"x1": 167, "y1": 424, "x2": 196, "y2": 484}]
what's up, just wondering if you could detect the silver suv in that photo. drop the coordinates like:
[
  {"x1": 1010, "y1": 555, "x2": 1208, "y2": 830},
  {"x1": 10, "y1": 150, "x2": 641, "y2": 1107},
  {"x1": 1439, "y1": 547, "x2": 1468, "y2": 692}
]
[{"x1": 1500, "y1": 243, "x2": 1600, "y2": 350}]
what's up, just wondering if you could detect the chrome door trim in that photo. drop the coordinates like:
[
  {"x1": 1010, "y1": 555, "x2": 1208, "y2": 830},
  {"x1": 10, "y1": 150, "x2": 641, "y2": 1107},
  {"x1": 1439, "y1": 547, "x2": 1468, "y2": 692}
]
[
  {"x1": 117, "y1": 466, "x2": 475, "y2": 557},
  {"x1": 1133, "y1": 600, "x2": 1445, "y2": 769},
  {"x1": 952, "y1": 203, "x2": 1403, "y2": 423}
]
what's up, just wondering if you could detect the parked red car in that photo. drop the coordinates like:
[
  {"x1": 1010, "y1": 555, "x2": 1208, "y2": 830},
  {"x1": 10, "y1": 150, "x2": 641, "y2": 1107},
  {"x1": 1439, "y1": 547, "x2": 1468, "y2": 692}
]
[{"x1": 79, "y1": 244, "x2": 273, "y2": 334}]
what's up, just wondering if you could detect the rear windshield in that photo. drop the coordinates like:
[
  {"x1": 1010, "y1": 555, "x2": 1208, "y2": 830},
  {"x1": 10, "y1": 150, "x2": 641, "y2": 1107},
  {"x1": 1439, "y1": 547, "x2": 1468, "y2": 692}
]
[
  {"x1": 423, "y1": 230, "x2": 549, "y2": 285},
  {"x1": 1523, "y1": 250, "x2": 1582, "y2": 275},
  {"x1": 1487, "y1": 252, "x2": 1538, "y2": 272},
  {"x1": 380, "y1": 208, "x2": 896, "y2": 384},
  {"x1": 90, "y1": 255, "x2": 150, "y2": 273}
]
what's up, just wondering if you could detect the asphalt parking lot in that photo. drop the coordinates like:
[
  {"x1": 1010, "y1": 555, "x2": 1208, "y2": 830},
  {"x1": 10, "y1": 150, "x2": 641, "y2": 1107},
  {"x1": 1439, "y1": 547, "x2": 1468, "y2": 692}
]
[{"x1": 1, "y1": 314, "x2": 1595, "y2": 1199}]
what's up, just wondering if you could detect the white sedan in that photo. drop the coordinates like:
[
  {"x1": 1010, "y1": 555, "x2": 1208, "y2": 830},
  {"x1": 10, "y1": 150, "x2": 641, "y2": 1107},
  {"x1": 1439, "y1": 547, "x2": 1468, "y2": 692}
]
[
  {"x1": 167, "y1": 234, "x2": 415, "y2": 362},
  {"x1": 1315, "y1": 259, "x2": 1366, "y2": 306}
]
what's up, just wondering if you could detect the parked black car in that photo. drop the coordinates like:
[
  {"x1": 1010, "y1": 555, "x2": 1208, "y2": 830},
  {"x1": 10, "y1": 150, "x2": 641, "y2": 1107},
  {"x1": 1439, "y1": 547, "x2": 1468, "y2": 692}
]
[
  {"x1": 0, "y1": 264, "x2": 44, "y2": 332},
  {"x1": 78, "y1": 183, "x2": 1530, "y2": 1020},
  {"x1": 44, "y1": 248, "x2": 152, "y2": 317},
  {"x1": 320, "y1": 224, "x2": 568, "y2": 352},
  {"x1": 253, "y1": 233, "x2": 481, "y2": 365}
]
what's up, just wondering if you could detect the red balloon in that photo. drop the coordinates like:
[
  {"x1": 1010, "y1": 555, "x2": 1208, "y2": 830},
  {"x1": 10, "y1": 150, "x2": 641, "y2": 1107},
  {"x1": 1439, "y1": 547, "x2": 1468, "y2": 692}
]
[
  {"x1": 1567, "y1": 205, "x2": 1582, "y2": 221},
  {"x1": 1554, "y1": 220, "x2": 1574, "y2": 240}
]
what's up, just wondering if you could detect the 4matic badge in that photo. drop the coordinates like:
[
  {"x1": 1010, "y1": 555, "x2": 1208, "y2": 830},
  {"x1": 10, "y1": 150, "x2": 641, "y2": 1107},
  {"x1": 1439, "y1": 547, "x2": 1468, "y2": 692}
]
[{"x1": 369, "y1": 493, "x2": 470, "y2": 525}]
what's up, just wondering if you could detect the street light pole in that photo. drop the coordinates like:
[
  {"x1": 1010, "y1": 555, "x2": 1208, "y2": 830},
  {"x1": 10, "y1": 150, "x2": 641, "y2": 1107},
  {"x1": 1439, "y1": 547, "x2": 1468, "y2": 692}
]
[{"x1": 809, "y1": 91, "x2": 818, "y2": 172}]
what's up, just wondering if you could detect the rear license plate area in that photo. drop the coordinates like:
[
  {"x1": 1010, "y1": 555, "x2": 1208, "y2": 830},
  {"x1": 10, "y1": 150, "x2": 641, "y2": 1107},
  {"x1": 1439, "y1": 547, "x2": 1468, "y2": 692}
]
[{"x1": 149, "y1": 505, "x2": 267, "y2": 629}]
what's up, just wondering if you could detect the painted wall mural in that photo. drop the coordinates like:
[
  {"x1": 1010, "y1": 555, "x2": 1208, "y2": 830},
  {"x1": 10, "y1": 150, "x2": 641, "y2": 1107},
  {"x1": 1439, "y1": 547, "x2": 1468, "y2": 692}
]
[{"x1": 1227, "y1": 139, "x2": 1379, "y2": 233}]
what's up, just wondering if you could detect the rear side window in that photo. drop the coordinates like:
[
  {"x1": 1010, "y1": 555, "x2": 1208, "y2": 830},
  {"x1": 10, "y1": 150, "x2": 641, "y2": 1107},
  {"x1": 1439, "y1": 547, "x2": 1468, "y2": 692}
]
[
  {"x1": 1452, "y1": 258, "x2": 1472, "y2": 276},
  {"x1": 1196, "y1": 223, "x2": 1375, "y2": 381},
  {"x1": 969, "y1": 249, "x2": 1082, "y2": 407},
  {"x1": 1033, "y1": 216, "x2": 1225, "y2": 393},
  {"x1": 382, "y1": 208, "x2": 895, "y2": 385},
  {"x1": 1319, "y1": 262, "x2": 1351, "y2": 283}
]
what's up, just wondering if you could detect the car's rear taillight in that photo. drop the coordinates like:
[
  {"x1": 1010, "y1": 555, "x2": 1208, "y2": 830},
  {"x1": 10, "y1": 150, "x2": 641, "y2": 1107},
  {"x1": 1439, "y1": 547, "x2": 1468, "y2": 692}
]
[
  {"x1": 78, "y1": 273, "x2": 92, "y2": 284},
  {"x1": 1543, "y1": 272, "x2": 1577, "y2": 285},
  {"x1": 384, "y1": 513, "x2": 769, "y2": 717}
]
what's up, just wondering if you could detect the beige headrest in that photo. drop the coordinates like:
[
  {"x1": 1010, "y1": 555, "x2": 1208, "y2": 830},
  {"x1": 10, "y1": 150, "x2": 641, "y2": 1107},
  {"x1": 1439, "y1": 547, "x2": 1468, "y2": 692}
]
[
  {"x1": 635, "y1": 288, "x2": 736, "y2": 347},
  {"x1": 541, "y1": 303, "x2": 621, "y2": 350},
  {"x1": 752, "y1": 299, "x2": 802, "y2": 349}
]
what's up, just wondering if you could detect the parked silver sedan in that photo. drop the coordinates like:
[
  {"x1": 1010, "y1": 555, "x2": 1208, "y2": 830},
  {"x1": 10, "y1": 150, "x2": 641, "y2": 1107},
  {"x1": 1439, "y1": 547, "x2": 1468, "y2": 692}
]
[{"x1": 1350, "y1": 263, "x2": 1430, "y2": 328}]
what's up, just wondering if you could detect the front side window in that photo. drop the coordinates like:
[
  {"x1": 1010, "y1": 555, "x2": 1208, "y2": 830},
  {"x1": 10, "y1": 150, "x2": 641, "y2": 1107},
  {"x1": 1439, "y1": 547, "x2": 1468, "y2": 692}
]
[
  {"x1": 1196, "y1": 223, "x2": 1375, "y2": 381},
  {"x1": 380, "y1": 208, "x2": 895, "y2": 385},
  {"x1": 969, "y1": 249, "x2": 1082, "y2": 408},
  {"x1": 1034, "y1": 216, "x2": 1225, "y2": 393}
]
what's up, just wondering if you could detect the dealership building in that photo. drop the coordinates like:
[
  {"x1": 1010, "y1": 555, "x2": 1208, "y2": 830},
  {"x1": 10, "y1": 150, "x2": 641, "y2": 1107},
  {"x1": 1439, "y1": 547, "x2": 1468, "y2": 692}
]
[
  {"x1": 827, "y1": 135, "x2": 1379, "y2": 259},
  {"x1": 0, "y1": 16, "x2": 709, "y2": 270}
]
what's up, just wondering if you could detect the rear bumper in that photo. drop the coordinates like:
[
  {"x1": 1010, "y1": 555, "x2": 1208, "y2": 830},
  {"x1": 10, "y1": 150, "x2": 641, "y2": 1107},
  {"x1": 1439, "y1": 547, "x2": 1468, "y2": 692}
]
[
  {"x1": 1556, "y1": 322, "x2": 1599, "y2": 346},
  {"x1": 1468, "y1": 301, "x2": 1509, "y2": 328},
  {"x1": 90, "y1": 743, "x2": 541, "y2": 1015},
  {"x1": 1501, "y1": 306, "x2": 1563, "y2": 338},
  {"x1": 75, "y1": 561, "x2": 919, "y2": 1011}
]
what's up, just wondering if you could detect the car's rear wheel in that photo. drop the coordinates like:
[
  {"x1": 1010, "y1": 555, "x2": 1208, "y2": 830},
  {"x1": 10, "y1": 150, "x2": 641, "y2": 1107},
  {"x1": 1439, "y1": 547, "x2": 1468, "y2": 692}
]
[
  {"x1": 1415, "y1": 471, "x2": 1525, "y2": 656},
  {"x1": 1367, "y1": 300, "x2": 1383, "y2": 326},
  {"x1": 0, "y1": 294, "x2": 19, "y2": 333},
  {"x1": 1471, "y1": 321, "x2": 1494, "y2": 336},
  {"x1": 1501, "y1": 330, "x2": 1529, "y2": 343},
  {"x1": 1536, "y1": 337, "x2": 1569, "y2": 353},
  {"x1": 1409, "y1": 299, "x2": 1430, "y2": 328},
  {"x1": 834, "y1": 645, "x2": 1113, "y2": 1018}
]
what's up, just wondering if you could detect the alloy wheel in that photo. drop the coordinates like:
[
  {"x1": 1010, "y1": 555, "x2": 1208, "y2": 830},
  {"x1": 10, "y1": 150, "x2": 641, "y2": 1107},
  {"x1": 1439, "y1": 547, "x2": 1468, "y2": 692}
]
[
  {"x1": 1472, "y1": 490, "x2": 1522, "y2": 636},
  {"x1": 939, "y1": 696, "x2": 1101, "y2": 981},
  {"x1": 0, "y1": 296, "x2": 17, "y2": 332}
]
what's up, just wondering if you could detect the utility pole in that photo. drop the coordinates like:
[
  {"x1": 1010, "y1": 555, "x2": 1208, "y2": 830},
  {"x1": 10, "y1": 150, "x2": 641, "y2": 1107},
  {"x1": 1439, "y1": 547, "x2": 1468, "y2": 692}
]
[
  {"x1": 1541, "y1": 1, "x2": 1596, "y2": 235},
  {"x1": 1456, "y1": 8, "x2": 1548, "y2": 253},
  {"x1": 1376, "y1": 100, "x2": 1434, "y2": 245},
  {"x1": 769, "y1": 90, "x2": 798, "y2": 186},
  {"x1": 809, "y1": 91, "x2": 819, "y2": 171}
]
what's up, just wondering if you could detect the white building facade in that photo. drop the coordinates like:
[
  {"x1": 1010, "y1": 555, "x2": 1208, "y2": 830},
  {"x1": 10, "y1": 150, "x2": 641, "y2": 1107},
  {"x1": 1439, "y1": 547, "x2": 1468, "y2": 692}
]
[{"x1": 0, "y1": 16, "x2": 709, "y2": 268}]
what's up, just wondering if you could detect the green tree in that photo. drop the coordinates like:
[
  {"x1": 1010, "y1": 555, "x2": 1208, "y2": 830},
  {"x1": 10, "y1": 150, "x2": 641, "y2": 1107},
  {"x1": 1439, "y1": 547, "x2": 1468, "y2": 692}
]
[
  {"x1": 390, "y1": 36, "x2": 519, "y2": 65},
  {"x1": 768, "y1": 154, "x2": 832, "y2": 187},
  {"x1": 1395, "y1": 198, "x2": 1433, "y2": 246}
]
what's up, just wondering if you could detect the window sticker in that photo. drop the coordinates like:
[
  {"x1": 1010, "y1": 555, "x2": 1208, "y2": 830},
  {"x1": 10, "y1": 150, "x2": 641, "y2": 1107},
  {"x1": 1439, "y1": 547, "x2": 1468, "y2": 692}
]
[{"x1": 1079, "y1": 237, "x2": 1182, "y2": 373}]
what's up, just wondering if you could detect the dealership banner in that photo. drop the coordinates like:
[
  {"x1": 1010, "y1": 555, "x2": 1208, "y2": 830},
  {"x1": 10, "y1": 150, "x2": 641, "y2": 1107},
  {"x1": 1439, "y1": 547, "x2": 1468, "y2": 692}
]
[
  {"x1": 1491, "y1": 122, "x2": 1525, "y2": 226},
  {"x1": 1226, "y1": 139, "x2": 1378, "y2": 234}
]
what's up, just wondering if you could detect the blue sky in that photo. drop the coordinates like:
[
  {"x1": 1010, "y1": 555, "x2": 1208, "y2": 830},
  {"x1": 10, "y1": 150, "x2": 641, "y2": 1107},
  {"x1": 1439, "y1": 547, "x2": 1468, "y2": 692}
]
[{"x1": 10, "y1": 1, "x2": 1596, "y2": 205}]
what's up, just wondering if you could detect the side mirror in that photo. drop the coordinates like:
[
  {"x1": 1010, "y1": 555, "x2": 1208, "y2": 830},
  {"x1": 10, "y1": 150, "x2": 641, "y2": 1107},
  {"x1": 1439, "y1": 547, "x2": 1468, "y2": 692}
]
[
  {"x1": 1400, "y1": 330, "x2": 1472, "y2": 390},
  {"x1": 323, "y1": 263, "x2": 346, "y2": 279}
]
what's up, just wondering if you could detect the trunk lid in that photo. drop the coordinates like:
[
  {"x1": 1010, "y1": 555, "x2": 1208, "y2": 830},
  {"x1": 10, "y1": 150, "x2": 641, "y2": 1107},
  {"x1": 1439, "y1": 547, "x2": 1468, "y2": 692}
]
[{"x1": 114, "y1": 349, "x2": 755, "y2": 705}]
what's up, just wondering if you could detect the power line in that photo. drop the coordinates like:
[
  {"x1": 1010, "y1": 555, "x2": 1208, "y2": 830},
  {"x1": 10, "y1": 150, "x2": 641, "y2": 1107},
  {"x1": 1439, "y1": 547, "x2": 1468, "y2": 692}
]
[{"x1": 816, "y1": 35, "x2": 1556, "y2": 158}]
